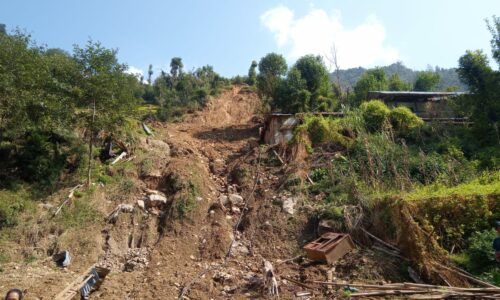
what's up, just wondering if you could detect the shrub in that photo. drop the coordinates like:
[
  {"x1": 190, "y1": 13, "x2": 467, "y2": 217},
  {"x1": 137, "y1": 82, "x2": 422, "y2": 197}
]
[
  {"x1": 294, "y1": 115, "x2": 353, "y2": 149},
  {"x1": 465, "y1": 229, "x2": 497, "y2": 273},
  {"x1": 389, "y1": 106, "x2": 424, "y2": 132},
  {"x1": 57, "y1": 198, "x2": 102, "y2": 228},
  {"x1": 0, "y1": 189, "x2": 32, "y2": 229},
  {"x1": 360, "y1": 100, "x2": 390, "y2": 132}
]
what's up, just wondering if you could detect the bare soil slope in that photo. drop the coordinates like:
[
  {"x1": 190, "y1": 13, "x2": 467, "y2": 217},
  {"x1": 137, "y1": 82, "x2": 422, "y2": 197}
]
[{"x1": 0, "y1": 85, "x2": 404, "y2": 299}]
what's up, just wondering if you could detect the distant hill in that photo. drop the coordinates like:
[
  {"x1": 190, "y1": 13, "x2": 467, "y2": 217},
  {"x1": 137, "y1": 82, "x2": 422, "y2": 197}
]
[{"x1": 332, "y1": 62, "x2": 468, "y2": 91}]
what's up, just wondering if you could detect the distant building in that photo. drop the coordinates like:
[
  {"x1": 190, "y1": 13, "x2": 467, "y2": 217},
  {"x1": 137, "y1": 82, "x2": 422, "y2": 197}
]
[{"x1": 367, "y1": 91, "x2": 466, "y2": 120}]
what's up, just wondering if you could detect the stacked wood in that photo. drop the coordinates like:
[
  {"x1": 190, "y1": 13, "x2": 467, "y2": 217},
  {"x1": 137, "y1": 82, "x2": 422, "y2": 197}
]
[{"x1": 314, "y1": 281, "x2": 500, "y2": 298}]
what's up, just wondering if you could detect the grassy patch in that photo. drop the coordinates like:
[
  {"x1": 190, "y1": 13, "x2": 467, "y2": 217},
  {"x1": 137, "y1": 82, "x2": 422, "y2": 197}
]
[
  {"x1": 55, "y1": 198, "x2": 102, "y2": 229},
  {"x1": 0, "y1": 188, "x2": 35, "y2": 229},
  {"x1": 402, "y1": 171, "x2": 500, "y2": 201}
]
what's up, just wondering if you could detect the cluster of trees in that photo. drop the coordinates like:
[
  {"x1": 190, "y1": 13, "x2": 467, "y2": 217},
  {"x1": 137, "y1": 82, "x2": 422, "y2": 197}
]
[
  {"x1": 456, "y1": 16, "x2": 500, "y2": 151},
  {"x1": 0, "y1": 27, "x2": 141, "y2": 187},
  {"x1": 142, "y1": 58, "x2": 227, "y2": 121},
  {"x1": 335, "y1": 62, "x2": 466, "y2": 91},
  {"x1": 255, "y1": 53, "x2": 335, "y2": 113},
  {"x1": 252, "y1": 53, "x2": 449, "y2": 113}
]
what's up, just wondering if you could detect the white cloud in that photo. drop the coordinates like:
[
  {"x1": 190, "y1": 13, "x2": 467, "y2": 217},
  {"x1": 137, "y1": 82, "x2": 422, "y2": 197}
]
[
  {"x1": 125, "y1": 66, "x2": 144, "y2": 77},
  {"x1": 261, "y1": 6, "x2": 400, "y2": 69}
]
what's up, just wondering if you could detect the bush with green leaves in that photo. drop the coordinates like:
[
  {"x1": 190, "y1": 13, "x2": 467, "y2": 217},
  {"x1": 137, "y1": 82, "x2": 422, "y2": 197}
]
[
  {"x1": 360, "y1": 100, "x2": 391, "y2": 132},
  {"x1": 0, "y1": 189, "x2": 32, "y2": 229},
  {"x1": 294, "y1": 115, "x2": 353, "y2": 149},
  {"x1": 389, "y1": 106, "x2": 424, "y2": 132}
]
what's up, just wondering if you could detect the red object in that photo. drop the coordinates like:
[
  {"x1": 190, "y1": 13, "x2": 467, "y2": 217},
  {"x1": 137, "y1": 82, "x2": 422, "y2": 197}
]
[{"x1": 304, "y1": 232, "x2": 355, "y2": 264}]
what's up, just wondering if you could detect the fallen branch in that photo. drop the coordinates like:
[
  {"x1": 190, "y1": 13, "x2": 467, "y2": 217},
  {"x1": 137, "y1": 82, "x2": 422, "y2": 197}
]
[
  {"x1": 142, "y1": 123, "x2": 153, "y2": 135},
  {"x1": 277, "y1": 255, "x2": 302, "y2": 265},
  {"x1": 53, "y1": 184, "x2": 83, "y2": 217},
  {"x1": 372, "y1": 245, "x2": 407, "y2": 260},
  {"x1": 435, "y1": 264, "x2": 498, "y2": 288},
  {"x1": 272, "y1": 149, "x2": 284, "y2": 165},
  {"x1": 111, "y1": 151, "x2": 127, "y2": 165},
  {"x1": 349, "y1": 290, "x2": 428, "y2": 297},
  {"x1": 315, "y1": 281, "x2": 500, "y2": 294},
  {"x1": 282, "y1": 276, "x2": 315, "y2": 290},
  {"x1": 361, "y1": 228, "x2": 400, "y2": 252}
]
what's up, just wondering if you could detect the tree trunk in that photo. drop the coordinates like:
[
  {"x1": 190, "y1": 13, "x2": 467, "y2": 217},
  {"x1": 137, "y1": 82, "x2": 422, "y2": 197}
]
[{"x1": 87, "y1": 99, "x2": 96, "y2": 187}]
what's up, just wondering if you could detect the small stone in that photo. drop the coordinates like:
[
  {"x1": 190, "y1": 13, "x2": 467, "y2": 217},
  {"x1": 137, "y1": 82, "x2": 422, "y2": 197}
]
[
  {"x1": 136, "y1": 199, "x2": 145, "y2": 209},
  {"x1": 228, "y1": 194, "x2": 244, "y2": 206},
  {"x1": 219, "y1": 195, "x2": 229, "y2": 205},
  {"x1": 282, "y1": 197, "x2": 298, "y2": 215}
]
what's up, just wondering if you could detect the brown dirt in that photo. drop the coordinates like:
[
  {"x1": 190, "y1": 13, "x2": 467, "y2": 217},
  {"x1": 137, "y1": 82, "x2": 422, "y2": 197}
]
[{"x1": 0, "y1": 85, "x2": 406, "y2": 299}]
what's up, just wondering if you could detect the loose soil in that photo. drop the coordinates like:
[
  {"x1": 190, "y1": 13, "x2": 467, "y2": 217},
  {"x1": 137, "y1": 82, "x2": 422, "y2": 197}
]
[{"x1": 0, "y1": 85, "x2": 406, "y2": 299}]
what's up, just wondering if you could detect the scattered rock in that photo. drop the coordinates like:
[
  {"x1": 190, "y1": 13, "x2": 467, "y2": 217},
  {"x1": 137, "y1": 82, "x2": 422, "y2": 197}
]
[
  {"x1": 148, "y1": 139, "x2": 170, "y2": 156},
  {"x1": 228, "y1": 194, "x2": 244, "y2": 206},
  {"x1": 137, "y1": 199, "x2": 145, "y2": 210},
  {"x1": 145, "y1": 193, "x2": 168, "y2": 210},
  {"x1": 213, "y1": 271, "x2": 233, "y2": 283},
  {"x1": 219, "y1": 195, "x2": 229, "y2": 206},
  {"x1": 282, "y1": 197, "x2": 298, "y2": 214},
  {"x1": 124, "y1": 248, "x2": 149, "y2": 272}
]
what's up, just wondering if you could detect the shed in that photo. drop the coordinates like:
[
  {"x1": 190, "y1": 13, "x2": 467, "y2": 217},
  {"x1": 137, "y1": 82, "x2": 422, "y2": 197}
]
[{"x1": 367, "y1": 91, "x2": 466, "y2": 120}]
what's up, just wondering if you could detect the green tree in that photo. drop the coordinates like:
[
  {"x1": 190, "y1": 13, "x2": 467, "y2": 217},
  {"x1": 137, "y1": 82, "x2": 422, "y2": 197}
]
[
  {"x1": 147, "y1": 64, "x2": 153, "y2": 85},
  {"x1": 413, "y1": 71, "x2": 440, "y2": 91},
  {"x1": 170, "y1": 57, "x2": 183, "y2": 78},
  {"x1": 247, "y1": 60, "x2": 257, "y2": 85},
  {"x1": 295, "y1": 55, "x2": 333, "y2": 110},
  {"x1": 274, "y1": 67, "x2": 310, "y2": 113},
  {"x1": 257, "y1": 53, "x2": 287, "y2": 107},
  {"x1": 456, "y1": 16, "x2": 500, "y2": 154},
  {"x1": 487, "y1": 16, "x2": 500, "y2": 64},
  {"x1": 73, "y1": 40, "x2": 139, "y2": 185},
  {"x1": 388, "y1": 73, "x2": 411, "y2": 91},
  {"x1": 0, "y1": 31, "x2": 81, "y2": 184},
  {"x1": 458, "y1": 50, "x2": 499, "y2": 146},
  {"x1": 353, "y1": 68, "x2": 388, "y2": 104},
  {"x1": 0, "y1": 31, "x2": 76, "y2": 139}
]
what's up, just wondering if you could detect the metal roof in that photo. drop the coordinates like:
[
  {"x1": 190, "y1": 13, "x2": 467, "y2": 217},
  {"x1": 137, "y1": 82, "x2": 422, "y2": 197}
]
[{"x1": 368, "y1": 91, "x2": 467, "y2": 102}]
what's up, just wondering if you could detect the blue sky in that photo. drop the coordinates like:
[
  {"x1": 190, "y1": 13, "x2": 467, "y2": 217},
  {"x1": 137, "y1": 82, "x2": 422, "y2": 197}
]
[{"x1": 0, "y1": 0, "x2": 497, "y2": 77}]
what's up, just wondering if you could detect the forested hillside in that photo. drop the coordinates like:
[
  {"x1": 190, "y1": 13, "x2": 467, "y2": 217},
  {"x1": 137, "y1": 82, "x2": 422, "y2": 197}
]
[{"x1": 334, "y1": 62, "x2": 467, "y2": 91}]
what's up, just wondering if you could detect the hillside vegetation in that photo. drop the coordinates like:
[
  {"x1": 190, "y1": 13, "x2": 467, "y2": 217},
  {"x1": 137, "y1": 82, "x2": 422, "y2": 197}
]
[
  {"x1": 0, "y1": 16, "x2": 498, "y2": 299},
  {"x1": 334, "y1": 62, "x2": 467, "y2": 91}
]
